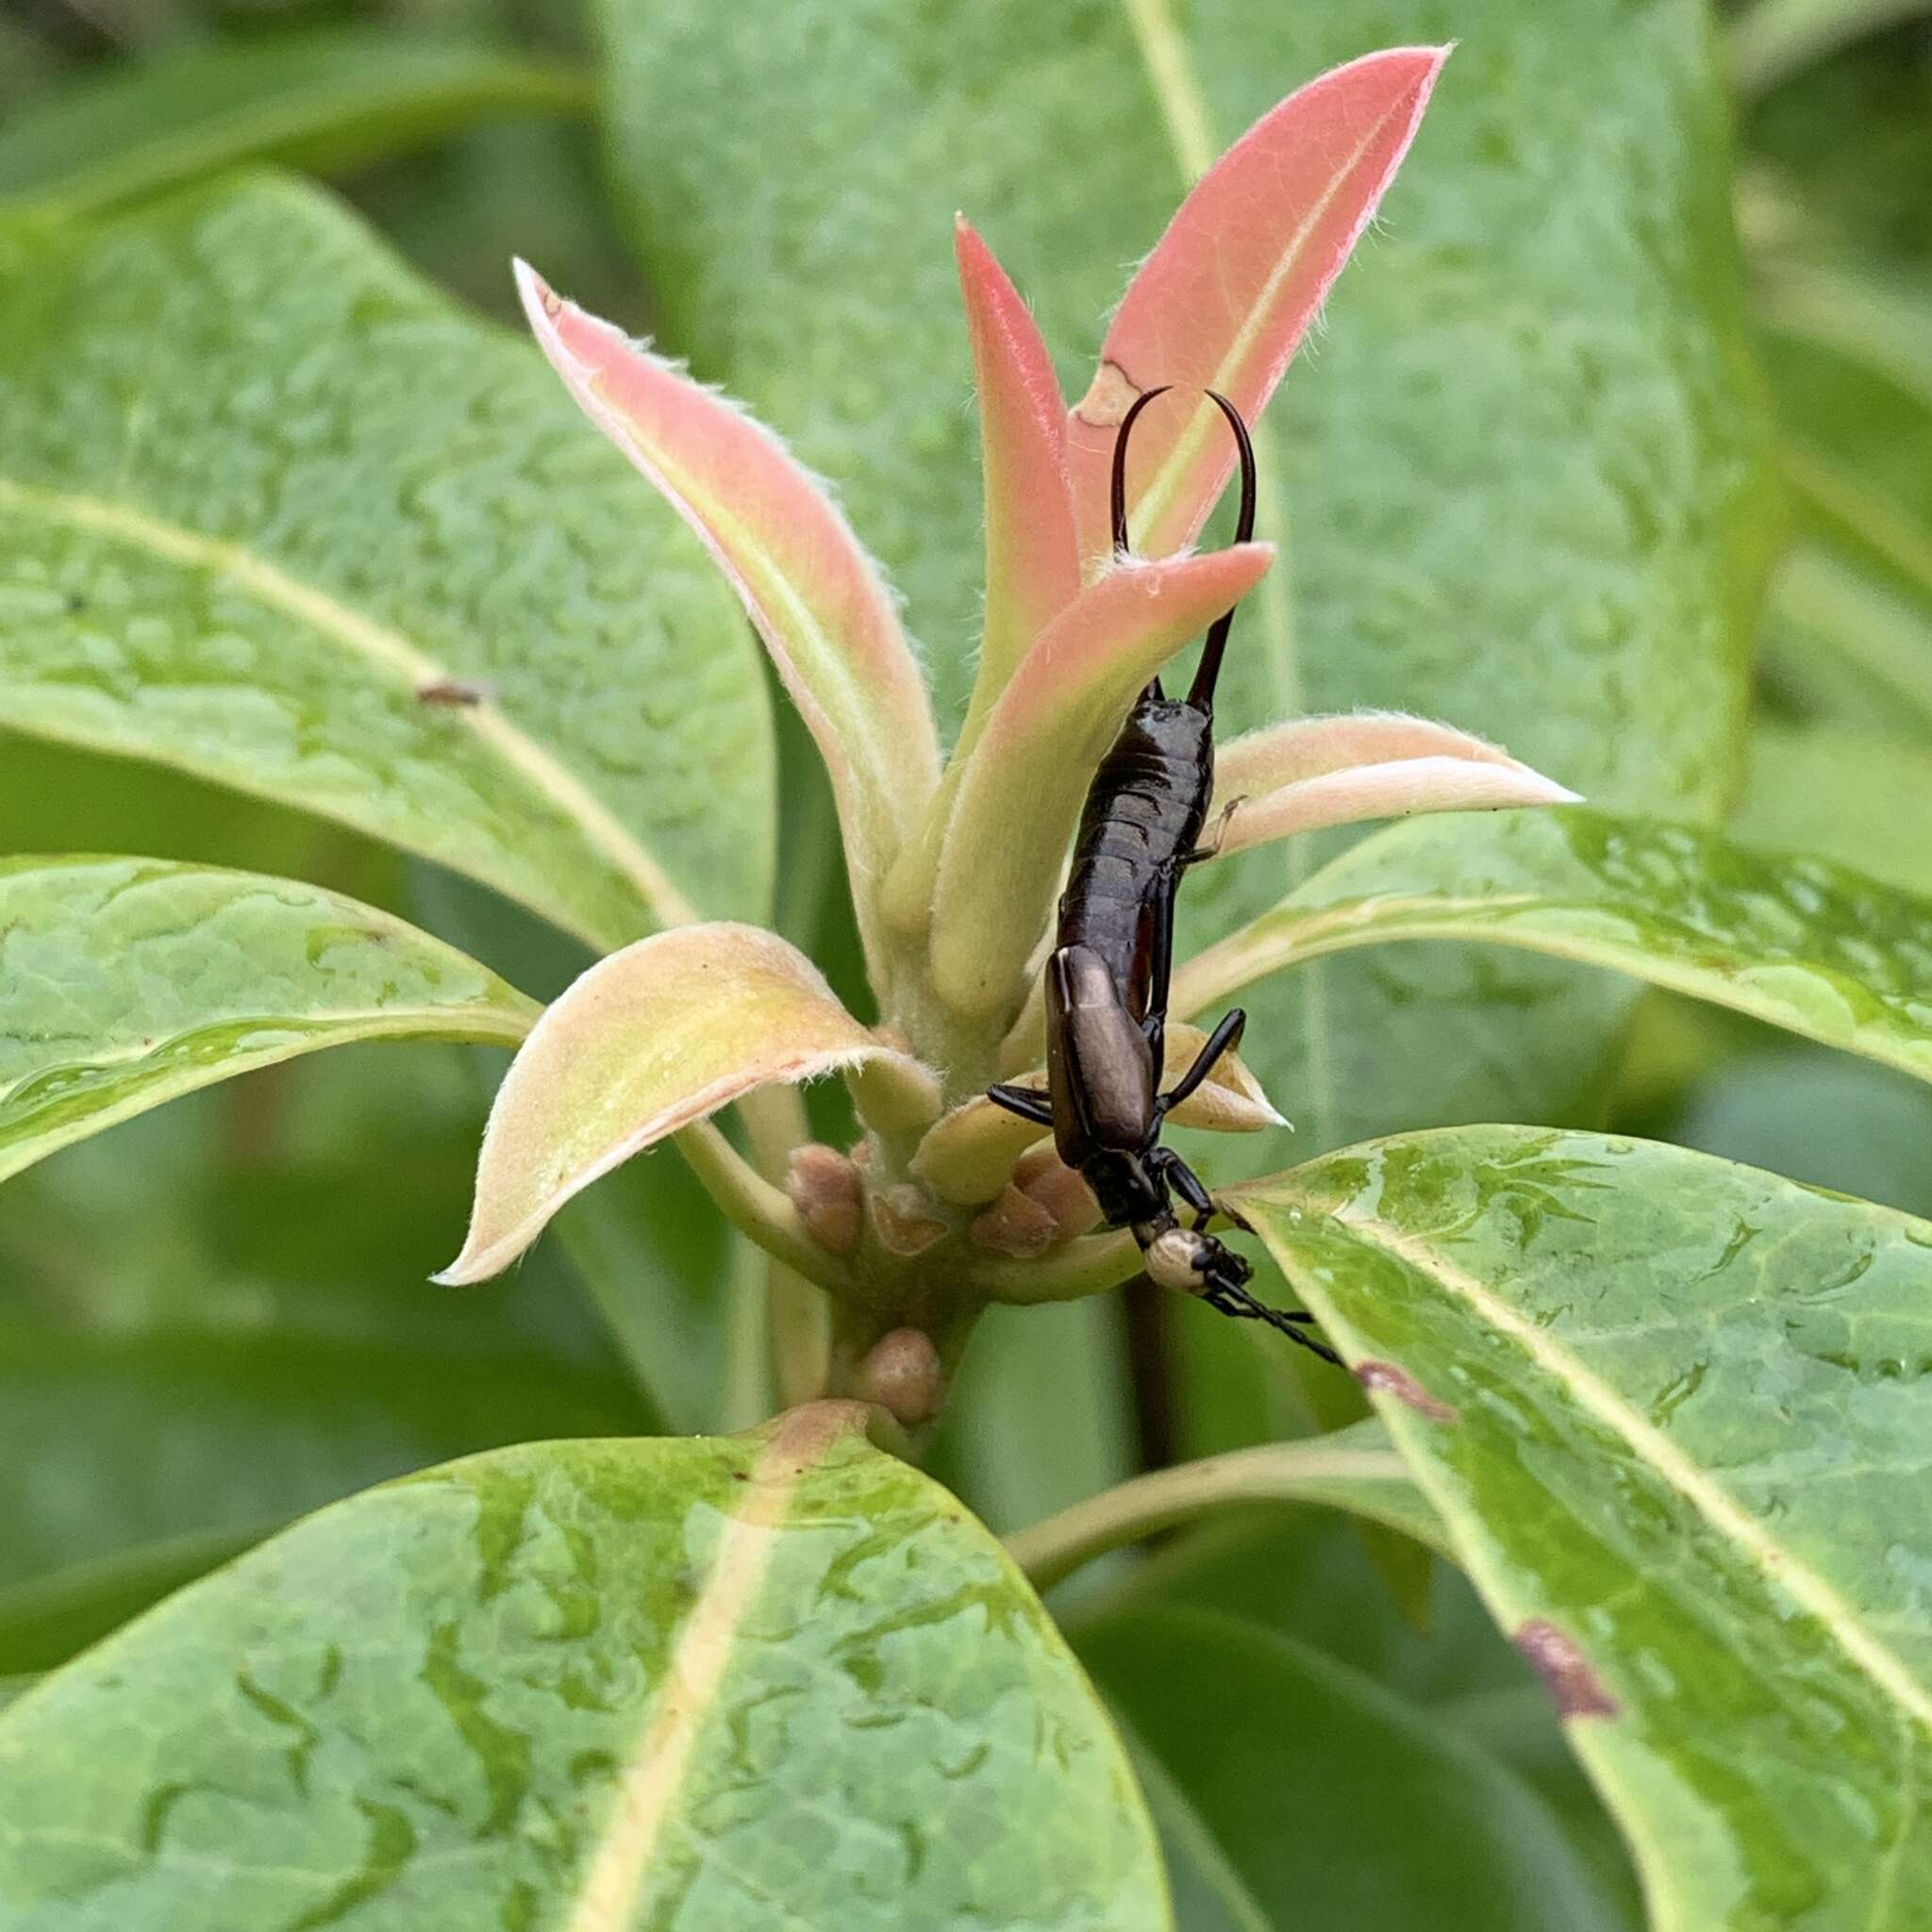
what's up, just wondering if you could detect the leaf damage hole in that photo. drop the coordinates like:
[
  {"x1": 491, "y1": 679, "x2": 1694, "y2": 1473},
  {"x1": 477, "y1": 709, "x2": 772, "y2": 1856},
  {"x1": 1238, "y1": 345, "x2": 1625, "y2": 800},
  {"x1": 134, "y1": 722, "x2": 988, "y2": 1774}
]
[
  {"x1": 1074, "y1": 358, "x2": 1141, "y2": 428},
  {"x1": 1514, "y1": 1619, "x2": 1619, "y2": 1720},
  {"x1": 1354, "y1": 1357, "x2": 1457, "y2": 1422}
]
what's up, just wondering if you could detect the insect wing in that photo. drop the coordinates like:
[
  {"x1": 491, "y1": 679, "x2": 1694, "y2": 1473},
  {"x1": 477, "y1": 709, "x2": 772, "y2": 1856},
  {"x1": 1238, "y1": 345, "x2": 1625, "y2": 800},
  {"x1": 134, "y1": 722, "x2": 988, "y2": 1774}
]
[{"x1": 1046, "y1": 945, "x2": 1155, "y2": 1158}]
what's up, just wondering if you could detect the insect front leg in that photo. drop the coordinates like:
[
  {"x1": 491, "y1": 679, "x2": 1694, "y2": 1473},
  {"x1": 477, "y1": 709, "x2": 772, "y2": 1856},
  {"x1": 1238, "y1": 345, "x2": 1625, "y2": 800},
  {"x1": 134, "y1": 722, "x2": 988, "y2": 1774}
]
[
  {"x1": 1185, "y1": 796, "x2": 1245, "y2": 865},
  {"x1": 987, "y1": 1083, "x2": 1056, "y2": 1127},
  {"x1": 1156, "y1": 1007, "x2": 1246, "y2": 1120},
  {"x1": 1141, "y1": 870, "x2": 1182, "y2": 1082},
  {"x1": 1149, "y1": 1144, "x2": 1254, "y2": 1235}
]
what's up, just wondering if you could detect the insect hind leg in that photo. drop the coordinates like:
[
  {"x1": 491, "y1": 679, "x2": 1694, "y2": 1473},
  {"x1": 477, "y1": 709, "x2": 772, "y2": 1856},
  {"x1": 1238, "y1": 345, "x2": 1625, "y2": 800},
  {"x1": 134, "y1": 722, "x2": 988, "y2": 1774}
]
[{"x1": 1201, "y1": 1278, "x2": 1342, "y2": 1367}]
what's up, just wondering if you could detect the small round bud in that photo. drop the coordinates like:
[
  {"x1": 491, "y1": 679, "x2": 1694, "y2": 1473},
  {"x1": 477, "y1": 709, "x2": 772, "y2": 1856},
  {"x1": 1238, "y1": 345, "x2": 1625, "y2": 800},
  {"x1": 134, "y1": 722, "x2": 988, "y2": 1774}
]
[
  {"x1": 786, "y1": 1143, "x2": 862, "y2": 1255},
  {"x1": 858, "y1": 1327, "x2": 945, "y2": 1425},
  {"x1": 1011, "y1": 1145, "x2": 1101, "y2": 1241}
]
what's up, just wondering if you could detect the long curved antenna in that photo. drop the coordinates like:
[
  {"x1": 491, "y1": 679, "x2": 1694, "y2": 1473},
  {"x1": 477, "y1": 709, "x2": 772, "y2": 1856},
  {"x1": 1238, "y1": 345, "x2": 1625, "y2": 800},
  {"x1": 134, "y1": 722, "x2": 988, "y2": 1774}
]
[
  {"x1": 1187, "y1": 389, "x2": 1257, "y2": 714},
  {"x1": 1110, "y1": 384, "x2": 1173, "y2": 556}
]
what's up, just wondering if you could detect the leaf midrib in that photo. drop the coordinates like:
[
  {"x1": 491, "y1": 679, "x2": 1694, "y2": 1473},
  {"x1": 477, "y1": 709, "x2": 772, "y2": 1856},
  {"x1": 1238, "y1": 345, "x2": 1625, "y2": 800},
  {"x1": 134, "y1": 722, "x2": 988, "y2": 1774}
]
[
  {"x1": 0, "y1": 474, "x2": 697, "y2": 931},
  {"x1": 1323, "y1": 1200, "x2": 1932, "y2": 1735}
]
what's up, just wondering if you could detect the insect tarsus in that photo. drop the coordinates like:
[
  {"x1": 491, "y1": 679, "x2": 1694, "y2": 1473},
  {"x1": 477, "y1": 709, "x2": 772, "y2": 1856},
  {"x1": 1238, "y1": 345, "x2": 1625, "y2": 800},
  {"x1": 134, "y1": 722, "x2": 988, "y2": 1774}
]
[{"x1": 987, "y1": 387, "x2": 1338, "y2": 1366}]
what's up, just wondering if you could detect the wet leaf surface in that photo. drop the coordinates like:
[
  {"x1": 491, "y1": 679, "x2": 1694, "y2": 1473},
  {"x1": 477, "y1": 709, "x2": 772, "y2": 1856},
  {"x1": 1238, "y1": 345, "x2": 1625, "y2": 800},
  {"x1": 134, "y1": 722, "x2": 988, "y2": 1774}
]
[
  {"x1": 0, "y1": 175, "x2": 773, "y2": 954},
  {"x1": 1182, "y1": 808, "x2": 1932, "y2": 1089},
  {"x1": 0, "y1": 855, "x2": 535, "y2": 1183},
  {"x1": 1247, "y1": 1124, "x2": 1932, "y2": 1930},
  {"x1": 0, "y1": 1408, "x2": 1168, "y2": 1931}
]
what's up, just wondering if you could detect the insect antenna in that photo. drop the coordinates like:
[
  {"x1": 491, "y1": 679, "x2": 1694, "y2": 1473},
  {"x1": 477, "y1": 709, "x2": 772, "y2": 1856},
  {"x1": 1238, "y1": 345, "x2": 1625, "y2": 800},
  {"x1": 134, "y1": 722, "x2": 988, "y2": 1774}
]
[
  {"x1": 1112, "y1": 384, "x2": 1174, "y2": 700},
  {"x1": 1186, "y1": 390, "x2": 1257, "y2": 714}
]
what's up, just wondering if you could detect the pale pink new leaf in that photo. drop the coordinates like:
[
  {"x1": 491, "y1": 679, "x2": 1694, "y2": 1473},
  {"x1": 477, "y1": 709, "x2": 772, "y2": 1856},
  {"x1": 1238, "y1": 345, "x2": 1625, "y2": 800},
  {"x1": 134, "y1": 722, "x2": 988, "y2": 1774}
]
[
  {"x1": 1067, "y1": 46, "x2": 1449, "y2": 567},
  {"x1": 514, "y1": 262, "x2": 939, "y2": 969},
  {"x1": 1213, "y1": 711, "x2": 1534, "y2": 803},
  {"x1": 928, "y1": 544, "x2": 1274, "y2": 1015},
  {"x1": 1211, "y1": 756, "x2": 1580, "y2": 860},
  {"x1": 438, "y1": 923, "x2": 930, "y2": 1283},
  {"x1": 955, "y1": 218, "x2": 1081, "y2": 749}
]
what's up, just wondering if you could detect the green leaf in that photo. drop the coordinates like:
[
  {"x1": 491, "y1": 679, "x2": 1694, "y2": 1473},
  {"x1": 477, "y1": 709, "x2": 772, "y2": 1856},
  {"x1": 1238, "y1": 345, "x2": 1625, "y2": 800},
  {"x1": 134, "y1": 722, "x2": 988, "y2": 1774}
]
[
  {"x1": 0, "y1": 174, "x2": 774, "y2": 955},
  {"x1": 1736, "y1": 718, "x2": 1932, "y2": 897},
  {"x1": 1080, "y1": 1605, "x2": 1629, "y2": 1931},
  {"x1": 0, "y1": 1525, "x2": 268, "y2": 1675},
  {"x1": 600, "y1": 1, "x2": 1772, "y2": 1154},
  {"x1": 1760, "y1": 544, "x2": 1932, "y2": 735},
  {"x1": 0, "y1": 1411, "x2": 1169, "y2": 1930},
  {"x1": 1751, "y1": 256, "x2": 1932, "y2": 728},
  {"x1": 1007, "y1": 1417, "x2": 1446, "y2": 1591},
  {"x1": 1247, "y1": 1125, "x2": 1932, "y2": 1931},
  {"x1": 1181, "y1": 808, "x2": 1932, "y2": 1091},
  {"x1": 0, "y1": 1057, "x2": 647, "y2": 1641},
  {"x1": 0, "y1": 30, "x2": 590, "y2": 220},
  {"x1": 1729, "y1": 0, "x2": 1932, "y2": 97},
  {"x1": 0, "y1": 855, "x2": 535, "y2": 1184}
]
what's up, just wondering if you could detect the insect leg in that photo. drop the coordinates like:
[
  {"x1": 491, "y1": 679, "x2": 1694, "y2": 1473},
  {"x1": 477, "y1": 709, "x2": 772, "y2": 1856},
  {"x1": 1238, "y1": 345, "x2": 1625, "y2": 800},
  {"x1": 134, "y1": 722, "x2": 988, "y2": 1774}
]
[
  {"x1": 986, "y1": 1083, "x2": 1056, "y2": 1127},
  {"x1": 1149, "y1": 1145, "x2": 1217, "y2": 1228},
  {"x1": 1141, "y1": 875, "x2": 1178, "y2": 1083},
  {"x1": 1201, "y1": 1280, "x2": 1343, "y2": 1366},
  {"x1": 1156, "y1": 1007, "x2": 1246, "y2": 1118},
  {"x1": 1184, "y1": 796, "x2": 1245, "y2": 865}
]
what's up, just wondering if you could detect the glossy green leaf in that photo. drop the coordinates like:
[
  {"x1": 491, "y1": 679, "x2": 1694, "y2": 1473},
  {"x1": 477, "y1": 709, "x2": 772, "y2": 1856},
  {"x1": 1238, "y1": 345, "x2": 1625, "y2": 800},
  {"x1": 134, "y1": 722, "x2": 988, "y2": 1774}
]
[
  {"x1": 1180, "y1": 808, "x2": 1932, "y2": 1090},
  {"x1": 600, "y1": 0, "x2": 1771, "y2": 1156},
  {"x1": 0, "y1": 31, "x2": 589, "y2": 220},
  {"x1": 0, "y1": 856, "x2": 536, "y2": 1184},
  {"x1": 0, "y1": 175, "x2": 774, "y2": 955},
  {"x1": 0, "y1": 1410, "x2": 1169, "y2": 1930},
  {"x1": 1080, "y1": 1605, "x2": 1628, "y2": 1932},
  {"x1": 1247, "y1": 1125, "x2": 1932, "y2": 1931}
]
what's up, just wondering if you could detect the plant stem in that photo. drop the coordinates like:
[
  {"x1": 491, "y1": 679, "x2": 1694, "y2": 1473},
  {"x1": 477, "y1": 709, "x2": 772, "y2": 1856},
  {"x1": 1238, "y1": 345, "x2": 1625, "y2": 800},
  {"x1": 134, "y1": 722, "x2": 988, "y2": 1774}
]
[
  {"x1": 1006, "y1": 1436, "x2": 1442, "y2": 1591},
  {"x1": 973, "y1": 1228, "x2": 1142, "y2": 1305},
  {"x1": 673, "y1": 1120, "x2": 846, "y2": 1294}
]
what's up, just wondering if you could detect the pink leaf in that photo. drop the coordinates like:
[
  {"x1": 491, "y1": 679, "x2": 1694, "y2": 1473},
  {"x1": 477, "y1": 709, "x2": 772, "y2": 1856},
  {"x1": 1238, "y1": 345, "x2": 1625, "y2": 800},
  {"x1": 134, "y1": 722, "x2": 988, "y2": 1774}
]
[
  {"x1": 1066, "y1": 46, "x2": 1449, "y2": 567},
  {"x1": 928, "y1": 543, "x2": 1274, "y2": 1016},
  {"x1": 1213, "y1": 710, "x2": 1533, "y2": 804},
  {"x1": 438, "y1": 922, "x2": 931, "y2": 1283},
  {"x1": 514, "y1": 261, "x2": 939, "y2": 971},
  {"x1": 1211, "y1": 756, "x2": 1579, "y2": 859},
  {"x1": 954, "y1": 218, "x2": 1081, "y2": 749}
]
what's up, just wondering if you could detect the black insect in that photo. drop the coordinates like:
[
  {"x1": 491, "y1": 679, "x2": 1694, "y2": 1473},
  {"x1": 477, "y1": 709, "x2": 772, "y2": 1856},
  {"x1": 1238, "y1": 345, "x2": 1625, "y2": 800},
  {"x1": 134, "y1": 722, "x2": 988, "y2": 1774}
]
[{"x1": 986, "y1": 387, "x2": 1338, "y2": 1365}]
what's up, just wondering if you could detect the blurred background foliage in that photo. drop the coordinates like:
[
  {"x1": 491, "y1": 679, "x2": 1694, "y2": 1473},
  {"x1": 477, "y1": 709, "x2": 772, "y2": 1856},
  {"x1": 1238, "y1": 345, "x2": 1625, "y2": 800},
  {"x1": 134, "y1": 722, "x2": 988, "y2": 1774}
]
[{"x1": 0, "y1": 1, "x2": 1926, "y2": 1920}]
